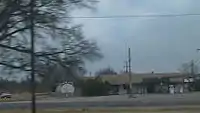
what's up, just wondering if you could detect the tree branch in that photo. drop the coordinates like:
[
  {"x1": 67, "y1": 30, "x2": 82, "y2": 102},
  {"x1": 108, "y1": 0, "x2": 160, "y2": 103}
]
[
  {"x1": 36, "y1": 51, "x2": 65, "y2": 56},
  {"x1": 0, "y1": 43, "x2": 66, "y2": 57},
  {"x1": 0, "y1": 26, "x2": 29, "y2": 41},
  {"x1": 0, "y1": 62, "x2": 30, "y2": 71},
  {"x1": 0, "y1": 0, "x2": 20, "y2": 33},
  {"x1": 0, "y1": 44, "x2": 30, "y2": 53}
]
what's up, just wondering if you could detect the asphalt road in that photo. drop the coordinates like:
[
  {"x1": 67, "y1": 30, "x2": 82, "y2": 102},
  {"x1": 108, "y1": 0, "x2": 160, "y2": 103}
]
[
  {"x1": 1, "y1": 93, "x2": 200, "y2": 109},
  {"x1": 1, "y1": 100, "x2": 200, "y2": 110}
]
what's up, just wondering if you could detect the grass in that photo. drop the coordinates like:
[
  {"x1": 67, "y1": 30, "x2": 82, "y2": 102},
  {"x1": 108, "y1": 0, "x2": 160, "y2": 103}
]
[
  {"x1": 0, "y1": 92, "x2": 49, "y2": 102},
  {"x1": 1, "y1": 106, "x2": 200, "y2": 113},
  {"x1": 0, "y1": 97, "x2": 30, "y2": 102}
]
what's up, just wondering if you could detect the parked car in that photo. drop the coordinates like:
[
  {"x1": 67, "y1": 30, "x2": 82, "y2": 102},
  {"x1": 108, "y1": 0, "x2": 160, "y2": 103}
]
[{"x1": 0, "y1": 92, "x2": 12, "y2": 99}]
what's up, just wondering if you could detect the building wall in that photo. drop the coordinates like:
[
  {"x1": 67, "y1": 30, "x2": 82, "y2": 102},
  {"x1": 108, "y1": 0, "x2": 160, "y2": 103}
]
[
  {"x1": 131, "y1": 85, "x2": 147, "y2": 94},
  {"x1": 117, "y1": 84, "x2": 148, "y2": 95},
  {"x1": 109, "y1": 75, "x2": 192, "y2": 95},
  {"x1": 154, "y1": 85, "x2": 169, "y2": 93},
  {"x1": 118, "y1": 85, "x2": 127, "y2": 95},
  {"x1": 115, "y1": 83, "x2": 191, "y2": 95},
  {"x1": 117, "y1": 84, "x2": 140, "y2": 95}
]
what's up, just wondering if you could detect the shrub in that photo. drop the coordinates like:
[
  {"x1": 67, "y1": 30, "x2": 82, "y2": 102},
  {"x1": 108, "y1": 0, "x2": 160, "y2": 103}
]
[
  {"x1": 81, "y1": 78, "x2": 110, "y2": 96},
  {"x1": 194, "y1": 79, "x2": 200, "y2": 91}
]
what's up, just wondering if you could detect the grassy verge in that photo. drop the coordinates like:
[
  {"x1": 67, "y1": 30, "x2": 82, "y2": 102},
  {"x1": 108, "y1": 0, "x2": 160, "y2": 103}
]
[
  {"x1": 1, "y1": 106, "x2": 200, "y2": 113},
  {"x1": 0, "y1": 93, "x2": 49, "y2": 102},
  {"x1": 0, "y1": 97, "x2": 31, "y2": 102}
]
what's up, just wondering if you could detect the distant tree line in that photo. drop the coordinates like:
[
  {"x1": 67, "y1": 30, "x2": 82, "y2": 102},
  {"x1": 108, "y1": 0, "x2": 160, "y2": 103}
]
[
  {"x1": 0, "y1": 76, "x2": 112, "y2": 97},
  {"x1": 95, "y1": 67, "x2": 117, "y2": 76}
]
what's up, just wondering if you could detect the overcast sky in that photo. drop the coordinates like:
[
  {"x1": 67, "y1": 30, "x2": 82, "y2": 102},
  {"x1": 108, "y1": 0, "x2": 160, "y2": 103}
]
[{"x1": 71, "y1": 0, "x2": 200, "y2": 74}]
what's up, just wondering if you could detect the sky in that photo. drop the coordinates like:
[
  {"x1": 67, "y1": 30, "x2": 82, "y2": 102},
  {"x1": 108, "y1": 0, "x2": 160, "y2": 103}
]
[{"x1": 71, "y1": 0, "x2": 200, "y2": 74}]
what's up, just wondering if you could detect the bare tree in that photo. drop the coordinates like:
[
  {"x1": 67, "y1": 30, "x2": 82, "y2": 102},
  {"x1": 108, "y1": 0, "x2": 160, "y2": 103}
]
[
  {"x1": 0, "y1": 0, "x2": 102, "y2": 79},
  {"x1": 95, "y1": 67, "x2": 117, "y2": 76},
  {"x1": 178, "y1": 61, "x2": 199, "y2": 74}
]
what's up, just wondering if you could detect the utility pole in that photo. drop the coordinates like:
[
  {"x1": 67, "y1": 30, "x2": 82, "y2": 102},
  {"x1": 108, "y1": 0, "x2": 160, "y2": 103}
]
[
  {"x1": 123, "y1": 62, "x2": 125, "y2": 73},
  {"x1": 124, "y1": 61, "x2": 128, "y2": 73},
  {"x1": 128, "y1": 48, "x2": 132, "y2": 97},
  {"x1": 191, "y1": 60, "x2": 194, "y2": 76},
  {"x1": 30, "y1": 0, "x2": 36, "y2": 113}
]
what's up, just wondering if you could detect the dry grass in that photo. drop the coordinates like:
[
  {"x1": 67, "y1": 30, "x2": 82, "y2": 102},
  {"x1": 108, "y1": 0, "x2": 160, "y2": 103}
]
[
  {"x1": 1, "y1": 106, "x2": 200, "y2": 113},
  {"x1": 0, "y1": 92, "x2": 49, "y2": 102}
]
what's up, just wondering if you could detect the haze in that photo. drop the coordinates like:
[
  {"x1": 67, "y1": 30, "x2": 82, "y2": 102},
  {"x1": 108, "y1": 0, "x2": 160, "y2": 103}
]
[{"x1": 71, "y1": 0, "x2": 200, "y2": 74}]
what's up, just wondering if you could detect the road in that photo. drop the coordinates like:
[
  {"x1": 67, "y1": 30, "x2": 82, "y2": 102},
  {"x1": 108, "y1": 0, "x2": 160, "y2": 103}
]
[{"x1": 1, "y1": 93, "x2": 200, "y2": 109}]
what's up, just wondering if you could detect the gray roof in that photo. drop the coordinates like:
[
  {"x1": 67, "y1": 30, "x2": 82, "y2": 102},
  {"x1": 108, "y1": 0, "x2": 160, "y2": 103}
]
[{"x1": 100, "y1": 73, "x2": 188, "y2": 85}]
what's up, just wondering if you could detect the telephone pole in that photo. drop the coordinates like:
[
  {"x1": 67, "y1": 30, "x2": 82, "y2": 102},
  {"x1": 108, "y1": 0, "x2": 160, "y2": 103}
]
[
  {"x1": 30, "y1": 0, "x2": 36, "y2": 113},
  {"x1": 124, "y1": 61, "x2": 128, "y2": 73},
  {"x1": 191, "y1": 60, "x2": 194, "y2": 76},
  {"x1": 128, "y1": 48, "x2": 132, "y2": 97}
]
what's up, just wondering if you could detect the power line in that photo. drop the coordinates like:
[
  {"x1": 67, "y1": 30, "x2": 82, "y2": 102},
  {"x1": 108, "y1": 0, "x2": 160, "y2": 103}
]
[{"x1": 68, "y1": 13, "x2": 200, "y2": 19}]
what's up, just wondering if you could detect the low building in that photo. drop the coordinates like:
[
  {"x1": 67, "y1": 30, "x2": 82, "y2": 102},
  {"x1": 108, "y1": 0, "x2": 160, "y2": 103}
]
[{"x1": 99, "y1": 73, "x2": 193, "y2": 94}]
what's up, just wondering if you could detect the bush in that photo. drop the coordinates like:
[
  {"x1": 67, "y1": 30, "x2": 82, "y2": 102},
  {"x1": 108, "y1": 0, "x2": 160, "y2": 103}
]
[
  {"x1": 194, "y1": 79, "x2": 200, "y2": 91},
  {"x1": 81, "y1": 78, "x2": 110, "y2": 96}
]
